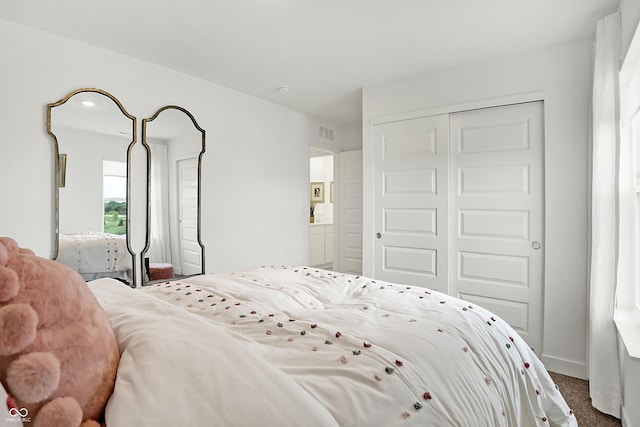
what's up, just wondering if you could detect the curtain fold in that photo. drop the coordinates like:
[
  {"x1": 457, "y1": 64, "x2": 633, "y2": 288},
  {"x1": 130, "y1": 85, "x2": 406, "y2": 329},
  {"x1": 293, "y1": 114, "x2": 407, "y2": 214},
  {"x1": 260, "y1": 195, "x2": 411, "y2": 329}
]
[
  {"x1": 148, "y1": 143, "x2": 171, "y2": 264},
  {"x1": 588, "y1": 11, "x2": 621, "y2": 418}
]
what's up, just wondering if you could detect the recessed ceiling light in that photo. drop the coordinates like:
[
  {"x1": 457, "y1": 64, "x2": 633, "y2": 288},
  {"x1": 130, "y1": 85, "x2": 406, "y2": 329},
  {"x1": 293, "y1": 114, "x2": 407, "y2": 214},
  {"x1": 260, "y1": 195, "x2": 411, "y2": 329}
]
[{"x1": 277, "y1": 86, "x2": 291, "y2": 94}]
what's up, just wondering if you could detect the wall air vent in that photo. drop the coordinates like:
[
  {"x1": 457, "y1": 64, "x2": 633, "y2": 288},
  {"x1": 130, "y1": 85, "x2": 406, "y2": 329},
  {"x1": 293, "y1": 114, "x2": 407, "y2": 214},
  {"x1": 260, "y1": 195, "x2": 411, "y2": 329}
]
[{"x1": 319, "y1": 126, "x2": 334, "y2": 141}]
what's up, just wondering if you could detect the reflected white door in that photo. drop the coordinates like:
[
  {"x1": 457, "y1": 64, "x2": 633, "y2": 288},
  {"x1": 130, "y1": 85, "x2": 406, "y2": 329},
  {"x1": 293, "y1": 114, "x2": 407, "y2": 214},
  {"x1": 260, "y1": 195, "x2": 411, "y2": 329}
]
[
  {"x1": 177, "y1": 157, "x2": 201, "y2": 275},
  {"x1": 372, "y1": 115, "x2": 449, "y2": 292},
  {"x1": 449, "y1": 102, "x2": 544, "y2": 354}
]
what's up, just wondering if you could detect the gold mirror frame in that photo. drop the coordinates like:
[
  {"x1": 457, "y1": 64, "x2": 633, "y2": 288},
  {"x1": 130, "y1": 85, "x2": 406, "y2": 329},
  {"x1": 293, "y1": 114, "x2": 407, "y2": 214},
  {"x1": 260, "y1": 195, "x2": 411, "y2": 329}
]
[
  {"x1": 47, "y1": 88, "x2": 137, "y2": 285},
  {"x1": 141, "y1": 105, "x2": 206, "y2": 284}
]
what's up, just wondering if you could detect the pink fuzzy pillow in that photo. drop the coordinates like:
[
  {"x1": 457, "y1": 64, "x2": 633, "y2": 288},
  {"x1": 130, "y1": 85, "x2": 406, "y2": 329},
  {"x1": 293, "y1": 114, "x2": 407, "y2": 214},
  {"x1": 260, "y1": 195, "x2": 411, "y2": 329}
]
[{"x1": 0, "y1": 237, "x2": 119, "y2": 427}]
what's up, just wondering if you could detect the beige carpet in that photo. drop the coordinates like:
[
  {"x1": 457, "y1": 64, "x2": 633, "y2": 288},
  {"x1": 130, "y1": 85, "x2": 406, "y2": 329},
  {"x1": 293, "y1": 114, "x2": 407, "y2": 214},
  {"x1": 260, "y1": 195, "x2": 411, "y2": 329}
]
[{"x1": 549, "y1": 372, "x2": 621, "y2": 427}]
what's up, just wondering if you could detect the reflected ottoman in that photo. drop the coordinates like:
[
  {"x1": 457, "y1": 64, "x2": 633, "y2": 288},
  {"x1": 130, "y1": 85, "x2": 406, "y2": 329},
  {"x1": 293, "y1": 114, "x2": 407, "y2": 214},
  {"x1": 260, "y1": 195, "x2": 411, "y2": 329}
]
[{"x1": 149, "y1": 263, "x2": 174, "y2": 281}]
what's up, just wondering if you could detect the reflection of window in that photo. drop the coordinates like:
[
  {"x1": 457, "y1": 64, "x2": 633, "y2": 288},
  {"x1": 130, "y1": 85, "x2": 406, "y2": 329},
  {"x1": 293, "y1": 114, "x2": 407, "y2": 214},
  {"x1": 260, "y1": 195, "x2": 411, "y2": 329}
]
[{"x1": 103, "y1": 161, "x2": 127, "y2": 235}]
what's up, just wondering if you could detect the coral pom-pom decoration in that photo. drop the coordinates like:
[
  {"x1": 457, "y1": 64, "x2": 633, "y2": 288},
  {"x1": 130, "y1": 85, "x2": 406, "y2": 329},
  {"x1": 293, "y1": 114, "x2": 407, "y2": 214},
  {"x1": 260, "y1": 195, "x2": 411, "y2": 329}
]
[
  {"x1": 5, "y1": 395, "x2": 16, "y2": 410},
  {"x1": 0, "y1": 267, "x2": 20, "y2": 302},
  {"x1": 7, "y1": 352, "x2": 61, "y2": 404},
  {"x1": 33, "y1": 397, "x2": 82, "y2": 427},
  {"x1": 0, "y1": 304, "x2": 38, "y2": 356}
]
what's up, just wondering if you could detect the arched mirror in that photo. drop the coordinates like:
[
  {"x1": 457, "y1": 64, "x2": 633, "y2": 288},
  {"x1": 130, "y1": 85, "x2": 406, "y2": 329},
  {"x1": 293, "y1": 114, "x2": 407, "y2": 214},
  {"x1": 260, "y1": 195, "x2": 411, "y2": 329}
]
[
  {"x1": 141, "y1": 106, "x2": 205, "y2": 284},
  {"x1": 48, "y1": 88, "x2": 136, "y2": 285}
]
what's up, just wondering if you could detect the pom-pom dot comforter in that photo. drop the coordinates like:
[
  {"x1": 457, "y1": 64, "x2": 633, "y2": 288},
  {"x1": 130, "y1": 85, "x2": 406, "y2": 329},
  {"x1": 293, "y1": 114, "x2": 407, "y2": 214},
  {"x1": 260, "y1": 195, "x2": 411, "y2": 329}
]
[{"x1": 90, "y1": 266, "x2": 577, "y2": 427}]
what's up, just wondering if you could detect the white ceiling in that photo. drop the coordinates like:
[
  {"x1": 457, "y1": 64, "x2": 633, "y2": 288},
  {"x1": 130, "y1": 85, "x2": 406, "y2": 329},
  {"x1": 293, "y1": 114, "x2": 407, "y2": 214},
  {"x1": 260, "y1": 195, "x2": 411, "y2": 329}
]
[{"x1": 0, "y1": 0, "x2": 619, "y2": 126}]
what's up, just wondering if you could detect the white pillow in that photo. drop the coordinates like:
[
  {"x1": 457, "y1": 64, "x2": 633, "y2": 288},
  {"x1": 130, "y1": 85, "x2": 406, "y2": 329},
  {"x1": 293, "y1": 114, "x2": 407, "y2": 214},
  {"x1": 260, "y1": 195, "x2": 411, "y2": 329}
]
[{"x1": 89, "y1": 279, "x2": 339, "y2": 427}]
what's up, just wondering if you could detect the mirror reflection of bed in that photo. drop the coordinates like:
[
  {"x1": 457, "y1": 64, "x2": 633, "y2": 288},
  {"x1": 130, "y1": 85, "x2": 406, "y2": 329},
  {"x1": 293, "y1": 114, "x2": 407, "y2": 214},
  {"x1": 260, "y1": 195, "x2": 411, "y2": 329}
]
[
  {"x1": 57, "y1": 232, "x2": 132, "y2": 282},
  {"x1": 48, "y1": 88, "x2": 135, "y2": 284},
  {"x1": 142, "y1": 106, "x2": 205, "y2": 284}
]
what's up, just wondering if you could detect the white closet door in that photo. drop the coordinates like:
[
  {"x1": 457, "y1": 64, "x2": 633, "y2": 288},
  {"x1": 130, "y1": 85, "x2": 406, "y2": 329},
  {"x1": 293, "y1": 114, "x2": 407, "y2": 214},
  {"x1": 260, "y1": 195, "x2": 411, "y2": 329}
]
[
  {"x1": 372, "y1": 115, "x2": 449, "y2": 292},
  {"x1": 449, "y1": 101, "x2": 544, "y2": 354}
]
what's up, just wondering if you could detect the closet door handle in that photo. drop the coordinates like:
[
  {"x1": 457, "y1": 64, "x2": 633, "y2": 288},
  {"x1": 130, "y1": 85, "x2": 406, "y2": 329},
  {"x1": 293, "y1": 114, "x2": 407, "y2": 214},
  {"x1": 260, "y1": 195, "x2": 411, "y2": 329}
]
[
  {"x1": 376, "y1": 232, "x2": 382, "y2": 239},
  {"x1": 531, "y1": 241, "x2": 541, "y2": 250}
]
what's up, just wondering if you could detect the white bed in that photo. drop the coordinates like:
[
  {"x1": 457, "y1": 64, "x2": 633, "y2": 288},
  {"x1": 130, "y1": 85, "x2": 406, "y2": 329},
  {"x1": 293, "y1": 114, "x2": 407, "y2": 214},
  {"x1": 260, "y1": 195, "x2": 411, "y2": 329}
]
[
  {"x1": 88, "y1": 266, "x2": 578, "y2": 427},
  {"x1": 56, "y1": 232, "x2": 132, "y2": 282}
]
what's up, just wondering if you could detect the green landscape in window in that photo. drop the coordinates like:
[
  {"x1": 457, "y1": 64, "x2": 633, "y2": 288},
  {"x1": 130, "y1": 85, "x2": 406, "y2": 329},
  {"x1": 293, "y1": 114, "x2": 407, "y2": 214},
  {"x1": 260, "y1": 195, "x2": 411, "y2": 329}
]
[{"x1": 104, "y1": 201, "x2": 126, "y2": 235}]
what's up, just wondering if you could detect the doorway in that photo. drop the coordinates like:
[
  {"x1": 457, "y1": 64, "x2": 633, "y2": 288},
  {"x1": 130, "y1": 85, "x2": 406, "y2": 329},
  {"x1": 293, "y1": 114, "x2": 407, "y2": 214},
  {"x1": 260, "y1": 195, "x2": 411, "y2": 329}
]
[{"x1": 309, "y1": 147, "x2": 334, "y2": 269}]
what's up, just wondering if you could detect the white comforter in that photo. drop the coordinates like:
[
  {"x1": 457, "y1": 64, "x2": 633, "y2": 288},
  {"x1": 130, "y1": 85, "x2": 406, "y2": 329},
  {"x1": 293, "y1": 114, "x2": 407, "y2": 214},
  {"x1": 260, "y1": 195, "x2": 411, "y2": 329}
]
[
  {"x1": 90, "y1": 266, "x2": 577, "y2": 427},
  {"x1": 57, "y1": 232, "x2": 131, "y2": 279}
]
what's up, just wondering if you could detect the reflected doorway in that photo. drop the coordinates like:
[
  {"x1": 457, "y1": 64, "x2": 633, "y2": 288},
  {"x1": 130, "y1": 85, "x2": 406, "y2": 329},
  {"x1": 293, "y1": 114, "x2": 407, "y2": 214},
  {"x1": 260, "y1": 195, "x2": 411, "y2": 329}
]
[
  {"x1": 177, "y1": 157, "x2": 201, "y2": 276},
  {"x1": 309, "y1": 147, "x2": 334, "y2": 270}
]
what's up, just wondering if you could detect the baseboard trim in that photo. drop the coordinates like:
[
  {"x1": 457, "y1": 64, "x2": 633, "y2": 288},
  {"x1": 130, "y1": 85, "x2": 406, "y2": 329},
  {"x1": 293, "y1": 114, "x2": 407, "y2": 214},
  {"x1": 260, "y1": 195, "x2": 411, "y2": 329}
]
[{"x1": 541, "y1": 354, "x2": 587, "y2": 379}]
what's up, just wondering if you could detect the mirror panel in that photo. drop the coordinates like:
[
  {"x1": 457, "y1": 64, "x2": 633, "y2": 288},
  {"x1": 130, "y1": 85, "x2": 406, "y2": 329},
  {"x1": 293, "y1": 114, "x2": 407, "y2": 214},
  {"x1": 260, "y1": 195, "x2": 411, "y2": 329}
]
[
  {"x1": 142, "y1": 106, "x2": 205, "y2": 284},
  {"x1": 48, "y1": 88, "x2": 136, "y2": 285}
]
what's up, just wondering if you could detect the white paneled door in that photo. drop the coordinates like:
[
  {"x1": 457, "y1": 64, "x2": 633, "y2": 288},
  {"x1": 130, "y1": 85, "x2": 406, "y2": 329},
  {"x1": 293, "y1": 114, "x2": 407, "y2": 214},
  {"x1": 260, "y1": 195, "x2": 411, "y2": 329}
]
[
  {"x1": 177, "y1": 157, "x2": 202, "y2": 276},
  {"x1": 336, "y1": 150, "x2": 363, "y2": 275},
  {"x1": 372, "y1": 101, "x2": 544, "y2": 354},
  {"x1": 450, "y1": 102, "x2": 544, "y2": 353},
  {"x1": 373, "y1": 114, "x2": 450, "y2": 293}
]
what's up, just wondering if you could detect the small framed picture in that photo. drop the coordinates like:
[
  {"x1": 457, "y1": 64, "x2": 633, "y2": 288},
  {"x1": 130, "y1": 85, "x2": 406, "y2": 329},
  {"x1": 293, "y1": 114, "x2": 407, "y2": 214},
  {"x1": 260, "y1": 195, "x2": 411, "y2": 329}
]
[
  {"x1": 310, "y1": 182, "x2": 325, "y2": 203},
  {"x1": 58, "y1": 153, "x2": 67, "y2": 188}
]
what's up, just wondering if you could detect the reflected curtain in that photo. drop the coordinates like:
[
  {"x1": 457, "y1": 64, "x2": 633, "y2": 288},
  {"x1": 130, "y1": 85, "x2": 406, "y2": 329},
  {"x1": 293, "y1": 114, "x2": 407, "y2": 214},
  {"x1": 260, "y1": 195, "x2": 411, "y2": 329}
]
[
  {"x1": 148, "y1": 142, "x2": 171, "y2": 264},
  {"x1": 588, "y1": 11, "x2": 621, "y2": 418}
]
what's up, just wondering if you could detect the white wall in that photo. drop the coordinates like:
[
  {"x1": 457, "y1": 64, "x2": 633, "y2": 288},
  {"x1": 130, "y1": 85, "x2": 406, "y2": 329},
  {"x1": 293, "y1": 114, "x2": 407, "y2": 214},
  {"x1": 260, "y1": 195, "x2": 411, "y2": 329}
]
[
  {"x1": 342, "y1": 123, "x2": 364, "y2": 151},
  {"x1": 362, "y1": 39, "x2": 594, "y2": 378},
  {"x1": 621, "y1": 0, "x2": 640, "y2": 64},
  {"x1": 0, "y1": 19, "x2": 312, "y2": 279}
]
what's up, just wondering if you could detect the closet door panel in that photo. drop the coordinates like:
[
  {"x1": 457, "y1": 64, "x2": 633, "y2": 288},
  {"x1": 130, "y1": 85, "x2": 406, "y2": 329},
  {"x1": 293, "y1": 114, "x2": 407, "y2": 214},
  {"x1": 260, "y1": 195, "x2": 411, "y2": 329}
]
[{"x1": 450, "y1": 101, "x2": 544, "y2": 354}]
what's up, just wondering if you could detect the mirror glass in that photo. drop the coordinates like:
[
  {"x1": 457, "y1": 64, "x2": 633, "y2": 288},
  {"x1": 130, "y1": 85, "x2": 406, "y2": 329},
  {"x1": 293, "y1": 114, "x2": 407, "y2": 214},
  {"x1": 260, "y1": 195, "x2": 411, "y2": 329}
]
[
  {"x1": 142, "y1": 106, "x2": 205, "y2": 284},
  {"x1": 48, "y1": 88, "x2": 135, "y2": 285}
]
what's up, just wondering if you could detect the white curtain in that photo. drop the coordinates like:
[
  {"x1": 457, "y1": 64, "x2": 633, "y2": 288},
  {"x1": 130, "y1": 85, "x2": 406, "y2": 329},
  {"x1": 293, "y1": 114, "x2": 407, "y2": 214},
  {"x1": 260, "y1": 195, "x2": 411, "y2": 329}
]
[
  {"x1": 588, "y1": 11, "x2": 621, "y2": 418},
  {"x1": 148, "y1": 143, "x2": 172, "y2": 264}
]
